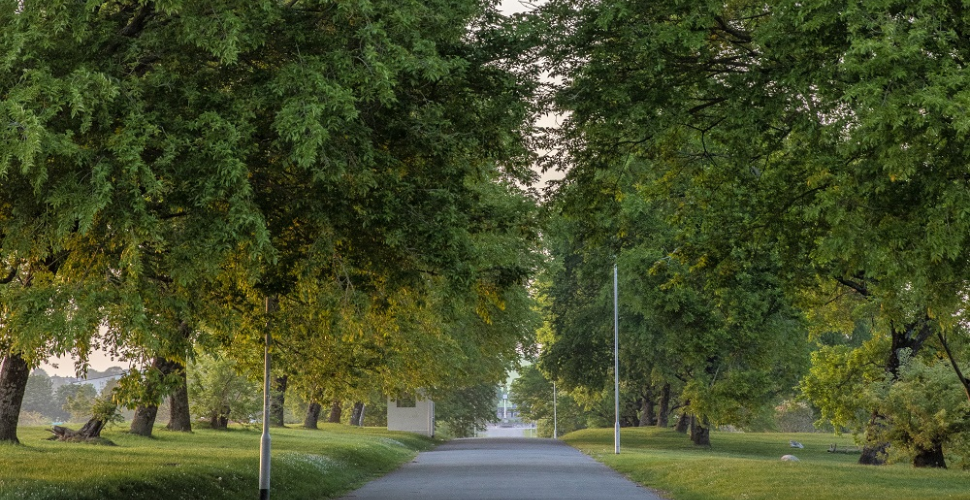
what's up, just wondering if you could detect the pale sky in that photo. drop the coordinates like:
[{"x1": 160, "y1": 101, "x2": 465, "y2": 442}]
[
  {"x1": 42, "y1": 351, "x2": 123, "y2": 377},
  {"x1": 500, "y1": 0, "x2": 540, "y2": 14}
]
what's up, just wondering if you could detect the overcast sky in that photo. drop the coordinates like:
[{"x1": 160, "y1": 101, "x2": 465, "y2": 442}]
[{"x1": 500, "y1": 0, "x2": 540, "y2": 14}]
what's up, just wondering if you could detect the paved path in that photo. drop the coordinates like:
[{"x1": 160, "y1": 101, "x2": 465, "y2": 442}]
[{"x1": 339, "y1": 438, "x2": 664, "y2": 500}]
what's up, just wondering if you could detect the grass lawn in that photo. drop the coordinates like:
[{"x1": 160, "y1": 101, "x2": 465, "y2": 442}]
[
  {"x1": 0, "y1": 424, "x2": 434, "y2": 500},
  {"x1": 564, "y1": 427, "x2": 970, "y2": 500}
]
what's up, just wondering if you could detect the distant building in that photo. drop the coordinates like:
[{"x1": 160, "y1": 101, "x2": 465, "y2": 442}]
[
  {"x1": 66, "y1": 369, "x2": 126, "y2": 394},
  {"x1": 387, "y1": 393, "x2": 435, "y2": 437}
]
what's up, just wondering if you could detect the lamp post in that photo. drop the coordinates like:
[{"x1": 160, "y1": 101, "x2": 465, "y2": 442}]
[
  {"x1": 553, "y1": 381, "x2": 557, "y2": 440},
  {"x1": 259, "y1": 296, "x2": 277, "y2": 500},
  {"x1": 613, "y1": 263, "x2": 620, "y2": 455}
]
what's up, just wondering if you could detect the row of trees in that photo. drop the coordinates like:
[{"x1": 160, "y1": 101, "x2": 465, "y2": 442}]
[
  {"x1": 514, "y1": 0, "x2": 970, "y2": 469},
  {"x1": 0, "y1": 0, "x2": 540, "y2": 444},
  {"x1": 5, "y1": 0, "x2": 969, "y2": 471}
]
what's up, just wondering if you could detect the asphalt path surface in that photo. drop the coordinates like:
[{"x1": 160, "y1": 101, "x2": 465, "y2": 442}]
[{"x1": 339, "y1": 438, "x2": 665, "y2": 500}]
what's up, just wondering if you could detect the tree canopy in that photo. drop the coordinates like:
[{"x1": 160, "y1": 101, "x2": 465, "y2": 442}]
[
  {"x1": 524, "y1": 0, "x2": 970, "y2": 466},
  {"x1": 1, "y1": 0, "x2": 540, "y2": 444}
]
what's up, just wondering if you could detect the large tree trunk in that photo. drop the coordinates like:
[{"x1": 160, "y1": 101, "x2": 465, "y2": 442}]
[
  {"x1": 0, "y1": 354, "x2": 30, "y2": 444},
  {"x1": 328, "y1": 400, "x2": 342, "y2": 424},
  {"x1": 304, "y1": 402, "x2": 322, "y2": 430},
  {"x1": 674, "y1": 405, "x2": 690, "y2": 434},
  {"x1": 129, "y1": 357, "x2": 179, "y2": 437},
  {"x1": 129, "y1": 405, "x2": 160, "y2": 437},
  {"x1": 657, "y1": 383, "x2": 671, "y2": 428},
  {"x1": 166, "y1": 366, "x2": 192, "y2": 432},
  {"x1": 689, "y1": 415, "x2": 710, "y2": 446},
  {"x1": 914, "y1": 443, "x2": 947, "y2": 468},
  {"x1": 350, "y1": 402, "x2": 365, "y2": 426},
  {"x1": 270, "y1": 375, "x2": 288, "y2": 427},
  {"x1": 639, "y1": 387, "x2": 656, "y2": 427},
  {"x1": 860, "y1": 318, "x2": 935, "y2": 466}
]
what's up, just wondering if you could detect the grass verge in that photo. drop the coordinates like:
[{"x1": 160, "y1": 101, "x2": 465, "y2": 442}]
[
  {"x1": 0, "y1": 424, "x2": 434, "y2": 500},
  {"x1": 564, "y1": 427, "x2": 970, "y2": 500}
]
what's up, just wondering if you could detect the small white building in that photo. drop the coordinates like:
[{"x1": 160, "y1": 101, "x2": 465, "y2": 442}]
[{"x1": 387, "y1": 393, "x2": 435, "y2": 437}]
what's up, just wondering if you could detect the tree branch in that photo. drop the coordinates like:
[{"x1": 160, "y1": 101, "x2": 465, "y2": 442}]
[
  {"x1": 937, "y1": 331, "x2": 970, "y2": 403},
  {"x1": 835, "y1": 277, "x2": 869, "y2": 297},
  {"x1": 120, "y1": 4, "x2": 154, "y2": 38},
  {"x1": 713, "y1": 16, "x2": 752, "y2": 43},
  {"x1": 688, "y1": 97, "x2": 728, "y2": 115}
]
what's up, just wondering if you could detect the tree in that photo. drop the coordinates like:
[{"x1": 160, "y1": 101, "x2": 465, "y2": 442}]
[
  {"x1": 870, "y1": 354, "x2": 970, "y2": 468},
  {"x1": 1, "y1": 0, "x2": 540, "y2": 445},
  {"x1": 538, "y1": 172, "x2": 808, "y2": 446},
  {"x1": 187, "y1": 352, "x2": 261, "y2": 430},
  {"x1": 20, "y1": 369, "x2": 55, "y2": 420},
  {"x1": 533, "y1": 0, "x2": 970, "y2": 466},
  {"x1": 511, "y1": 365, "x2": 587, "y2": 438},
  {"x1": 435, "y1": 383, "x2": 500, "y2": 438},
  {"x1": 166, "y1": 366, "x2": 192, "y2": 432},
  {"x1": 61, "y1": 384, "x2": 99, "y2": 423},
  {"x1": 50, "y1": 394, "x2": 123, "y2": 442},
  {"x1": 303, "y1": 402, "x2": 323, "y2": 430},
  {"x1": 0, "y1": 354, "x2": 30, "y2": 443}
]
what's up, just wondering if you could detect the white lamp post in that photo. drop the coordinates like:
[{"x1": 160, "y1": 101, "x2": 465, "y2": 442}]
[
  {"x1": 553, "y1": 381, "x2": 558, "y2": 440},
  {"x1": 614, "y1": 262, "x2": 620, "y2": 455},
  {"x1": 259, "y1": 296, "x2": 276, "y2": 500}
]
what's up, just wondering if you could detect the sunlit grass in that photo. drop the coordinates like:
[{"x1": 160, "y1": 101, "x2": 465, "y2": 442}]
[
  {"x1": 0, "y1": 424, "x2": 434, "y2": 500},
  {"x1": 564, "y1": 427, "x2": 970, "y2": 500}
]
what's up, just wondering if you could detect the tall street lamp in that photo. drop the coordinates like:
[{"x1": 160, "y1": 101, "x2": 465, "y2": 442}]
[
  {"x1": 553, "y1": 381, "x2": 558, "y2": 440},
  {"x1": 259, "y1": 296, "x2": 277, "y2": 500},
  {"x1": 613, "y1": 262, "x2": 620, "y2": 455}
]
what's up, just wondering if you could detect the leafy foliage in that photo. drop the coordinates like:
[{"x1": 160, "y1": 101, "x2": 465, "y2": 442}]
[
  {"x1": 1, "y1": 0, "x2": 541, "y2": 442},
  {"x1": 434, "y1": 383, "x2": 499, "y2": 438},
  {"x1": 531, "y1": 0, "x2": 970, "y2": 464}
]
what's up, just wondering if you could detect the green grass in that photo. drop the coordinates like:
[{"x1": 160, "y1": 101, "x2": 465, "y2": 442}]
[
  {"x1": 564, "y1": 428, "x2": 970, "y2": 500},
  {"x1": 0, "y1": 424, "x2": 435, "y2": 500}
]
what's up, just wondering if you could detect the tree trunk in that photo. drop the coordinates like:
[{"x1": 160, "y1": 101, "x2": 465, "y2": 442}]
[
  {"x1": 350, "y1": 402, "x2": 365, "y2": 426},
  {"x1": 270, "y1": 375, "x2": 287, "y2": 427},
  {"x1": 129, "y1": 357, "x2": 179, "y2": 437},
  {"x1": 0, "y1": 354, "x2": 30, "y2": 444},
  {"x1": 209, "y1": 406, "x2": 230, "y2": 430},
  {"x1": 657, "y1": 383, "x2": 671, "y2": 428},
  {"x1": 328, "y1": 400, "x2": 342, "y2": 423},
  {"x1": 639, "y1": 388, "x2": 656, "y2": 427},
  {"x1": 690, "y1": 415, "x2": 711, "y2": 446},
  {"x1": 166, "y1": 366, "x2": 192, "y2": 432},
  {"x1": 675, "y1": 406, "x2": 690, "y2": 434},
  {"x1": 858, "y1": 411, "x2": 890, "y2": 465},
  {"x1": 129, "y1": 405, "x2": 159, "y2": 436},
  {"x1": 621, "y1": 397, "x2": 639, "y2": 427},
  {"x1": 860, "y1": 318, "x2": 935, "y2": 465},
  {"x1": 50, "y1": 415, "x2": 111, "y2": 442},
  {"x1": 913, "y1": 443, "x2": 947, "y2": 468},
  {"x1": 304, "y1": 402, "x2": 322, "y2": 430}
]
